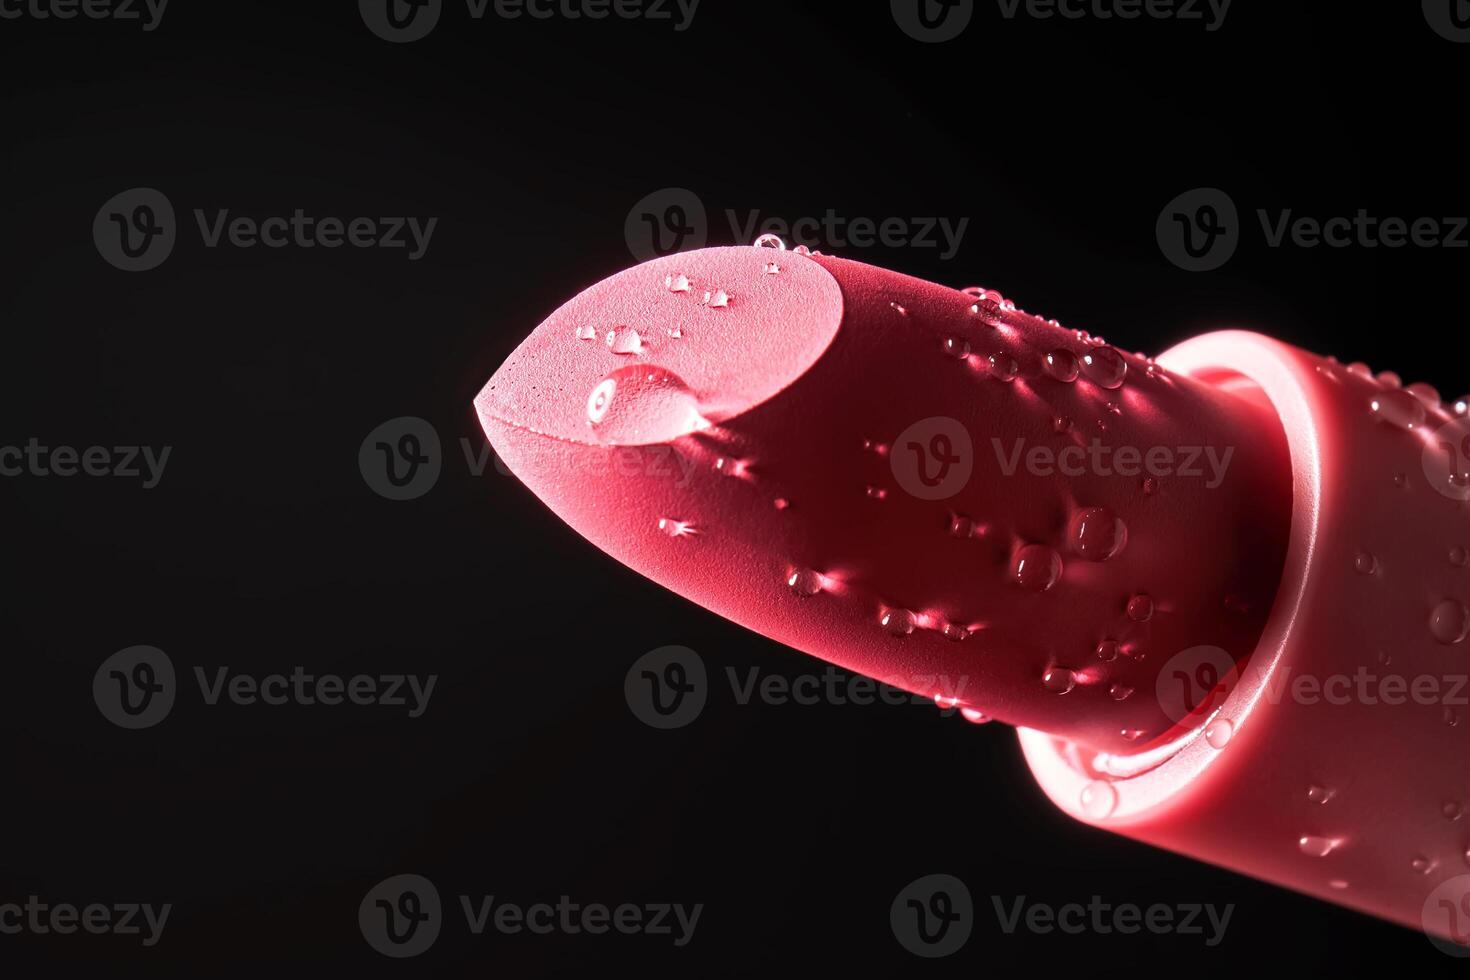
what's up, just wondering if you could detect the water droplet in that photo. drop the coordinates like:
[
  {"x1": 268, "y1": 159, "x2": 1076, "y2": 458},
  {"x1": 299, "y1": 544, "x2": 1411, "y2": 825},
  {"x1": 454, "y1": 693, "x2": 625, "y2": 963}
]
[
  {"x1": 1307, "y1": 785, "x2": 1334, "y2": 804},
  {"x1": 1348, "y1": 362, "x2": 1372, "y2": 378},
  {"x1": 1430, "y1": 599, "x2": 1470, "y2": 645},
  {"x1": 1377, "y1": 650, "x2": 1393, "y2": 666},
  {"x1": 1451, "y1": 546, "x2": 1468, "y2": 567},
  {"x1": 1444, "y1": 801, "x2": 1465, "y2": 821},
  {"x1": 1329, "y1": 879, "x2": 1350, "y2": 890},
  {"x1": 1126, "y1": 593, "x2": 1154, "y2": 622},
  {"x1": 1455, "y1": 396, "x2": 1470, "y2": 417},
  {"x1": 576, "y1": 324, "x2": 598, "y2": 340},
  {"x1": 1080, "y1": 780, "x2": 1118, "y2": 819},
  {"x1": 657, "y1": 517, "x2": 696, "y2": 538},
  {"x1": 1377, "y1": 370, "x2": 1403, "y2": 388},
  {"x1": 969, "y1": 297, "x2": 1005, "y2": 323},
  {"x1": 1109, "y1": 683, "x2": 1133, "y2": 701},
  {"x1": 1121, "y1": 728, "x2": 1146, "y2": 742},
  {"x1": 605, "y1": 326, "x2": 643, "y2": 354},
  {"x1": 881, "y1": 608, "x2": 915, "y2": 636},
  {"x1": 1042, "y1": 666, "x2": 1076, "y2": 694},
  {"x1": 889, "y1": 300, "x2": 907, "y2": 315},
  {"x1": 943, "y1": 336, "x2": 971, "y2": 359},
  {"x1": 1044, "y1": 349, "x2": 1079, "y2": 382},
  {"x1": 1298, "y1": 835, "x2": 1338, "y2": 858},
  {"x1": 701, "y1": 289, "x2": 730, "y2": 309},
  {"x1": 586, "y1": 365, "x2": 709, "y2": 444},
  {"x1": 763, "y1": 261, "x2": 781, "y2": 275},
  {"x1": 865, "y1": 485, "x2": 888, "y2": 501},
  {"x1": 861, "y1": 439, "x2": 887, "y2": 455},
  {"x1": 791, "y1": 244, "x2": 811, "y2": 256},
  {"x1": 942, "y1": 623, "x2": 970, "y2": 642},
  {"x1": 1393, "y1": 472, "x2": 1408, "y2": 489},
  {"x1": 1012, "y1": 545, "x2": 1063, "y2": 592},
  {"x1": 988, "y1": 353, "x2": 1018, "y2": 382},
  {"x1": 1412, "y1": 855, "x2": 1437, "y2": 875},
  {"x1": 786, "y1": 567, "x2": 823, "y2": 596},
  {"x1": 664, "y1": 273, "x2": 691, "y2": 293},
  {"x1": 1142, "y1": 477, "x2": 1159, "y2": 496},
  {"x1": 1407, "y1": 382, "x2": 1442, "y2": 409},
  {"x1": 753, "y1": 233, "x2": 786, "y2": 250},
  {"x1": 1354, "y1": 552, "x2": 1378, "y2": 575},
  {"x1": 1096, "y1": 640, "x2": 1119, "y2": 662},
  {"x1": 773, "y1": 497, "x2": 790, "y2": 510},
  {"x1": 1053, "y1": 415, "x2": 1072, "y2": 434},
  {"x1": 949, "y1": 514, "x2": 983, "y2": 538},
  {"x1": 1447, "y1": 707, "x2": 1461, "y2": 728},
  {"x1": 666, "y1": 326, "x2": 683, "y2": 339},
  {"x1": 1369, "y1": 390, "x2": 1427, "y2": 431},
  {"x1": 1081, "y1": 346, "x2": 1127, "y2": 389},
  {"x1": 961, "y1": 707, "x2": 991, "y2": 724},
  {"x1": 1204, "y1": 717, "x2": 1233, "y2": 748},
  {"x1": 1070, "y1": 507, "x2": 1128, "y2": 562}
]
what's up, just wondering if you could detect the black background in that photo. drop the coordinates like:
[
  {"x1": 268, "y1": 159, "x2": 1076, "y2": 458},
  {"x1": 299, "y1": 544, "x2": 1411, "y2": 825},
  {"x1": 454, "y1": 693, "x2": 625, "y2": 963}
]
[{"x1": 2, "y1": 0, "x2": 1467, "y2": 973}]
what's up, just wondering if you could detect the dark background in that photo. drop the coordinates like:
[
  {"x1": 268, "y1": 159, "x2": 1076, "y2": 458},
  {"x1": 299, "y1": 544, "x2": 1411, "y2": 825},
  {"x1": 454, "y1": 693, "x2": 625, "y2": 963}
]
[{"x1": 2, "y1": 0, "x2": 1466, "y2": 973}]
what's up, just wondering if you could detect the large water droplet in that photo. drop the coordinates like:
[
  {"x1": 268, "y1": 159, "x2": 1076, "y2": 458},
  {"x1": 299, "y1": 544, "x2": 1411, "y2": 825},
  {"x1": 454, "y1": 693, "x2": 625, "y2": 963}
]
[
  {"x1": 786, "y1": 567, "x2": 823, "y2": 597},
  {"x1": 1126, "y1": 593, "x2": 1154, "y2": 622},
  {"x1": 1044, "y1": 350, "x2": 1079, "y2": 382},
  {"x1": 1070, "y1": 507, "x2": 1128, "y2": 562},
  {"x1": 1013, "y1": 545, "x2": 1063, "y2": 592},
  {"x1": 988, "y1": 353, "x2": 1018, "y2": 382},
  {"x1": 1430, "y1": 599, "x2": 1470, "y2": 645},
  {"x1": 942, "y1": 623, "x2": 970, "y2": 642},
  {"x1": 753, "y1": 233, "x2": 786, "y2": 250},
  {"x1": 1080, "y1": 780, "x2": 1118, "y2": 819},
  {"x1": 587, "y1": 365, "x2": 708, "y2": 445},
  {"x1": 1109, "y1": 683, "x2": 1134, "y2": 701},
  {"x1": 1042, "y1": 666, "x2": 1076, "y2": 694},
  {"x1": 1081, "y1": 346, "x2": 1127, "y2": 389},
  {"x1": 606, "y1": 326, "x2": 643, "y2": 354},
  {"x1": 881, "y1": 608, "x2": 916, "y2": 636},
  {"x1": 1095, "y1": 639, "x2": 1119, "y2": 662},
  {"x1": 943, "y1": 336, "x2": 971, "y2": 359},
  {"x1": 1298, "y1": 835, "x2": 1338, "y2": 858},
  {"x1": 1204, "y1": 717, "x2": 1234, "y2": 748},
  {"x1": 1369, "y1": 390, "x2": 1427, "y2": 431},
  {"x1": 1406, "y1": 382, "x2": 1442, "y2": 409}
]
